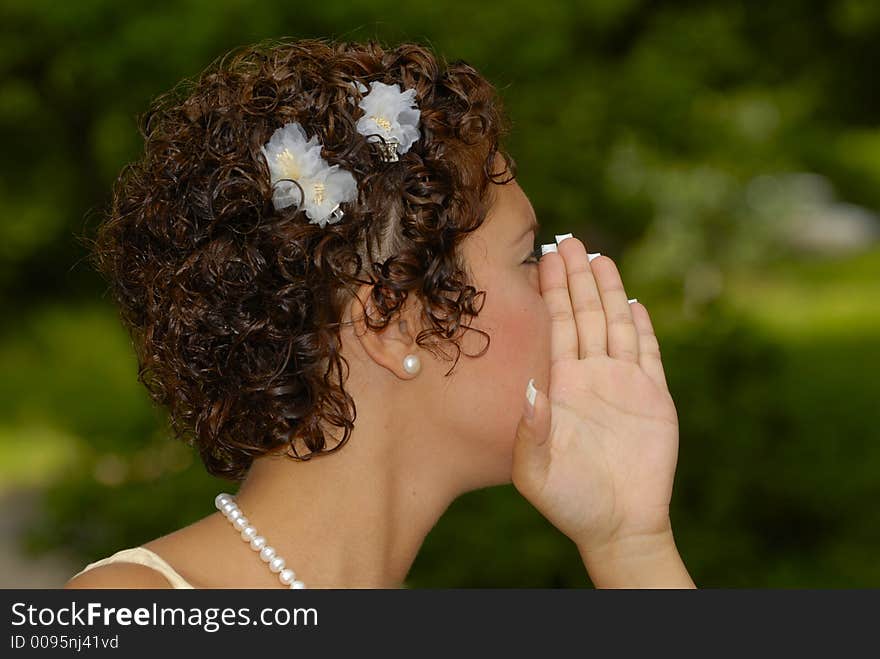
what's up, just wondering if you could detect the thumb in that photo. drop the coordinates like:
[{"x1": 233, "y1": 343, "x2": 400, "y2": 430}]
[{"x1": 512, "y1": 378, "x2": 552, "y2": 489}]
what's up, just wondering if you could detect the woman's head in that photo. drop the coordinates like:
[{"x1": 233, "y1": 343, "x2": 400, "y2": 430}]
[{"x1": 91, "y1": 37, "x2": 550, "y2": 485}]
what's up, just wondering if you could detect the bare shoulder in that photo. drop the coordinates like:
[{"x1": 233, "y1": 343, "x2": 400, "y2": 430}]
[
  {"x1": 64, "y1": 563, "x2": 174, "y2": 589},
  {"x1": 63, "y1": 514, "x2": 221, "y2": 590}
]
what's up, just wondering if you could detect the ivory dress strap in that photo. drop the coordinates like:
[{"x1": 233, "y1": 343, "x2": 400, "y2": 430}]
[{"x1": 71, "y1": 547, "x2": 194, "y2": 589}]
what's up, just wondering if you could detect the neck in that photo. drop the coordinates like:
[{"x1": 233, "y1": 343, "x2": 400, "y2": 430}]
[{"x1": 232, "y1": 414, "x2": 464, "y2": 588}]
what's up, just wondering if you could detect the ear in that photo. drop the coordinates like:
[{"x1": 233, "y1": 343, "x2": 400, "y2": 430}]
[{"x1": 347, "y1": 282, "x2": 424, "y2": 380}]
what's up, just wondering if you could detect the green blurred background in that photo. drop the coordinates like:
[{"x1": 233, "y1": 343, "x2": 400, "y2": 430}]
[{"x1": 1, "y1": 0, "x2": 878, "y2": 588}]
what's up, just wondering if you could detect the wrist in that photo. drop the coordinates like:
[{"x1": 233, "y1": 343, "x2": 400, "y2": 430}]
[
  {"x1": 575, "y1": 513, "x2": 674, "y2": 557},
  {"x1": 576, "y1": 524, "x2": 695, "y2": 589}
]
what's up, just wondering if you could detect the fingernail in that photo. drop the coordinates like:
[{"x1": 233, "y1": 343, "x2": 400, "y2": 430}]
[
  {"x1": 541, "y1": 243, "x2": 558, "y2": 255},
  {"x1": 628, "y1": 298, "x2": 638, "y2": 304},
  {"x1": 587, "y1": 252, "x2": 601, "y2": 262},
  {"x1": 555, "y1": 233, "x2": 573, "y2": 245},
  {"x1": 524, "y1": 378, "x2": 537, "y2": 419}
]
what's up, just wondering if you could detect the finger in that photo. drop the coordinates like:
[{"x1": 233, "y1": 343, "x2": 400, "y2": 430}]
[
  {"x1": 630, "y1": 301, "x2": 669, "y2": 391},
  {"x1": 555, "y1": 235, "x2": 606, "y2": 359},
  {"x1": 590, "y1": 255, "x2": 639, "y2": 363},
  {"x1": 538, "y1": 246, "x2": 579, "y2": 362},
  {"x1": 512, "y1": 378, "x2": 552, "y2": 503}
]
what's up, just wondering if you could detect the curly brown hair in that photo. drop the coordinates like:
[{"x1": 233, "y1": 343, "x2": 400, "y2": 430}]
[{"x1": 88, "y1": 37, "x2": 517, "y2": 481}]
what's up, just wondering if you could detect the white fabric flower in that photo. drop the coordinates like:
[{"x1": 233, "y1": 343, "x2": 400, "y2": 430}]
[
  {"x1": 298, "y1": 163, "x2": 359, "y2": 228},
  {"x1": 260, "y1": 122, "x2": 358, "y2": 228},
  {"x1": 355, "y1": 81, "x2": 421, "y2": 161}
]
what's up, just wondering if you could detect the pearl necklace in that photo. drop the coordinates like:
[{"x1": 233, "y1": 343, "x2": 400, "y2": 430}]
[{"x1": 215, "y1": 493, "x2": 306, "y2": 589}]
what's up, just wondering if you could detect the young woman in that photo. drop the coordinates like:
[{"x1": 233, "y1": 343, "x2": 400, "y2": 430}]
[{"x1": 65, "y1": 37, "x2": 693, "y2": 589}]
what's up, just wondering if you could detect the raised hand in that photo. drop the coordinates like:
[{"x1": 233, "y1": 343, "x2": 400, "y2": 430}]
[{"x1": 511, "y1": 234, "x2": 693, "y2": 587}]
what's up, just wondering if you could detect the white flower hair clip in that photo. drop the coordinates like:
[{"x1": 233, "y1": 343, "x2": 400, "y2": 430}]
[
  {"x1": 353, "y1": 80, "x2": 422, "y2": 162},
  {"x1": 260, "y1": 122, "x2": 358, "y2": 228}
]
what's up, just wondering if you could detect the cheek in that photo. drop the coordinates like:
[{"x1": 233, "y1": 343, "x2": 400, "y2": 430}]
[
  {"x1": 463, "y1": 273, "x2": 550, "y2": 406},
  {"x1": 493, "y1": 278, "x2": 550, "y2": 377}
]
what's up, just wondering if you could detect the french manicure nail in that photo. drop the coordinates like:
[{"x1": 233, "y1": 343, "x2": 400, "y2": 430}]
[
  {"x1": 628, "y1": 298, "x2": 638, "y2": 304},
  {"x1": 555, "y1": 233, "x2": 573, "y2": 245},
  {"x1": 541, "y1": 243, "x2": 558, "y2": 255},
  {"x1": 526, "y1": 378, "x2": 537, "y2": 406},
  {"x1": 524, "y1": 378, "x2": 537, "y2": 419},
  {"x1": 587, "y1": 252, "x2": 601, "y2": 262}
]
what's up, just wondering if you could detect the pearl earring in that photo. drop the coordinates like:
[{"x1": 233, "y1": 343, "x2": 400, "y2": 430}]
[{"x1": 403, "y1": 354, "x2": 421, "y2": 375}]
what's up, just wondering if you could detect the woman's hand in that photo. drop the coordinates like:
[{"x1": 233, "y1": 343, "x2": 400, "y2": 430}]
[{"x1": 511, "y1": 235, "x2": 692, "y2": 587}]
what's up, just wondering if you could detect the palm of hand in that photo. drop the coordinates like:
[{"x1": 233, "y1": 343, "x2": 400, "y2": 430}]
[{"x1": 539, "y1": 355, "x2": 679, "y2": 549}]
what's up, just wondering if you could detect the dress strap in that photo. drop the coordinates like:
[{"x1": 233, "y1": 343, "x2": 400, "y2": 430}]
[{"x1": 71, "y1": 547, "x2": 194, "y2": 589}]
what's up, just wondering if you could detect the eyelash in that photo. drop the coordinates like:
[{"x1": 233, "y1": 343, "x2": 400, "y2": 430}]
[{"x1": 523, "y1": 244, "x2": 542, "y2": 265}]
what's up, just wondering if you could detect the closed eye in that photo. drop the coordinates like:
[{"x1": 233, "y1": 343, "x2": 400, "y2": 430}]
[{"x1": 523, "y1": 243, "x2": 542, "y2": 265}]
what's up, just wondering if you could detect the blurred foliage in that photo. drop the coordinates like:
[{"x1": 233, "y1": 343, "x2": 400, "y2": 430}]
[{"x1": 1, "y1": 0, "x2": 878, "y2": 586}]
